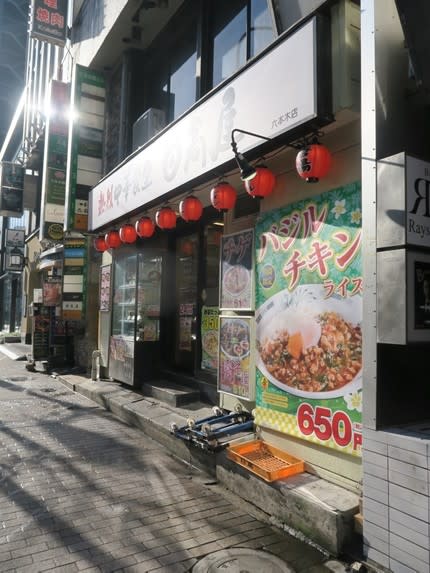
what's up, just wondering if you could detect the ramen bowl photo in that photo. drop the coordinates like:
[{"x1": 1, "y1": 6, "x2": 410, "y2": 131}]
[
  {"x1": 223, "y1": 265, "x2": 250, "y2": 297},
  {"x1": 256, "y1": 285, "x2": 362, "y2": 399},
  {"x1": 220, "y1": 318, "x2": 250, "y2": 359}
]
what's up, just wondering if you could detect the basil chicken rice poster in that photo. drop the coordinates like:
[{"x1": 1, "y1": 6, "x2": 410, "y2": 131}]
[{"x1": 254, "y1": 182, "x2": 362, "y2": 457}]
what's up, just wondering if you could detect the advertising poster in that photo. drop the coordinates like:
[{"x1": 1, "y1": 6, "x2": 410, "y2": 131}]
[
  {"x1": 100, "y1": 265, "x2": 111, "y2": 312},
  {"x1": 255, "y1": 182, "x2": 363, "y2": 457},
  {"x1": 218, "y1": 315, "x2": 254, "y2": 400},
  {"x1": 0, "y1": 162, "x2": 24, "y2": 217},
  {"x1": 201, "y1": 306, "x2": 219, "y2": 371},
  {"x1": 220, "y1": 230, "x2": 254, "y2": 310},
  {"x1": 43, "y1": 277, "x2": 62, "y2": 306}
]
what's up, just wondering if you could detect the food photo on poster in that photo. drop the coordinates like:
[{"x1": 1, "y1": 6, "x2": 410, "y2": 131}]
[
  {"x1": 254, "y1": 181, "x2": 363, "y2": 457},
  {"x1": 220, "y1": 230, "x2": 254, "y2": 310}
]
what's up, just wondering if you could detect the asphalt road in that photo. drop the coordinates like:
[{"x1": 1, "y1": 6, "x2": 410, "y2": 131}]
[{"x1": 0, "y1": 351, "x2": 343, "y2": 573}]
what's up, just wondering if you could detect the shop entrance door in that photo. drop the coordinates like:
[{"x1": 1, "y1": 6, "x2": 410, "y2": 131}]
[{"x1": 174, "y1": 233, "x2": 199, "y2": 372}]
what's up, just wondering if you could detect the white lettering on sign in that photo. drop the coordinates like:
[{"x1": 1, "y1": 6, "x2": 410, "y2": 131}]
[{"x1": 406, "y1": 156, "x2": 430, "y2": 247}]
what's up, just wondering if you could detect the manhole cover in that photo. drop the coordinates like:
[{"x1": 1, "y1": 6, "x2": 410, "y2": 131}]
[{"x1": 192, "y1": 548, "x2": 295, "y2": 573}]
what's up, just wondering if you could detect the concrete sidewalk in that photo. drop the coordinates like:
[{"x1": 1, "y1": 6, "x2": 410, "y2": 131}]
[{"x1": 0, "y1": 342, "x2": 362, "y2": 561}]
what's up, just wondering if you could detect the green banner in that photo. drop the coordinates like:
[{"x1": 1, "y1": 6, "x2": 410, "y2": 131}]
[{"x1": 255, "y1": 181, "x2": 362, "y2": 457}]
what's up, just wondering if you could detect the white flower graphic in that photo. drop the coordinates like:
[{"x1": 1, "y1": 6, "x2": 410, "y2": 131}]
[
  {"x1": 344, "y1": 390, "x2": 362, "y2": 413},
  {"x1": 351, "y1": 209, "x2": 362, "y2": 224},
  {"x1": 331, "y1": 199, "x2": 346, "y2": 219}
]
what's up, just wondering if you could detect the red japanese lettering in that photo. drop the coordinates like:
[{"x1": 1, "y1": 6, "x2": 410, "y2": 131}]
[
  {"x1": 36, "y1": 7, "x2": 50, "y2": 23},
  {"x1": 335, "y1": 230, "x2": 362, "y2": 270},
  {"x1": 279, "y1": 212, "x2": 301, "y2": 251},
  {"x1": 302, "y1": 203, "x2": 328, "y2": 238},
  {"x1": 257, "y1": 231, "x2": 280, "y2": 263},
  {"x1": 336, "y1": 277, "x2": 349, "y2": 297},
  {"x1": 50, "y1": 12, "x2": 64, "y2": 28},
  {"x1": 350, "y1": 277, "x2": 363, "y2": 295},
  {"x1": 307, "y1": 241, "x2": 333, "y2": 278},
  {"x1": 44, "y1": 0, "x2": 58, "y2": 8},
  {"x1": 283, "y1": 250, "x2": 306, "y2": 290}
]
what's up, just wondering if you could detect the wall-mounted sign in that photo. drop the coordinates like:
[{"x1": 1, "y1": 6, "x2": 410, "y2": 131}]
[
  {"x1": 62, "y1": 235, "x2": 87, "y2": 320},
  {"x1": 255, "y1": 182, "x2": 363, "y2": 457},
  {"x1": 40, "y1": 80, "x2": 69, "y2": 242},
  {"x1": 100, "y1": 264, "x2": 111, "y2": 312},
  {"x1": 65, "y1": 65, "x2": 105, "y2": 232},
  {"x1": 30, "y1": 0, "x2": 68, "y2": 46},
  {"x1": 89, "y1": 17, "x2": 322, "y2": 230},
  {"x1": 43, "y1": 277, "x2": 62, "y2": 306},
  {"x1": 0, "y1": 162, "x2": 24, "y2": 217},
  {"x1": 220, "y1": 230, "x2": 254, "y2": 310},
  {"x1": 201, "y1": 306, "x2": 219, "y2": 372}
]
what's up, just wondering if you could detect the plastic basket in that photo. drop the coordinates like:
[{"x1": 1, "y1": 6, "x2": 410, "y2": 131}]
[{"x1": 227, "y1": 439, "x2": 305, "y2": 482}]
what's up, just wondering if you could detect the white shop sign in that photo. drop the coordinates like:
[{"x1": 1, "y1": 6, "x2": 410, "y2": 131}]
[
  {"x1": 89, "y1": 17, "x2": 319, "y2": 230},
  {"x1": 406, "y1": 155, "x2": 430, "y2": 248}
]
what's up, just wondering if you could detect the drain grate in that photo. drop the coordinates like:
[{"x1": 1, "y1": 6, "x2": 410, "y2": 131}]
[{"x1": 192, "y1": 548, "x2": 295, "y2": 573}]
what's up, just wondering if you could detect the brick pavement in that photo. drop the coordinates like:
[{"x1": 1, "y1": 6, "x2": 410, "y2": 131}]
[{"x1": 0, "y1": 354, "x2": 343, "y2": 573}]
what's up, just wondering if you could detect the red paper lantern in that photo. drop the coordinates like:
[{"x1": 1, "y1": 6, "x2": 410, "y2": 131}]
[
  {"x1": 94, "y1": 235, "x2": 108, "y2": 252},
  {"x1": 119, "y1": 223, "x2": 137, "y2": 244},
  {"x1": 105, "y1": 229, "x2": 122, "y2": 249},
  {"x1": 179, "y1": 195, "x2": 203, "y2": 222},
  {"x1": 210, "y1": 182, "x2": 237, "y2": 212},
  {"x1": 245, "y1": 165, "x2": 276, "y2": 198},
  {"x1": 296, "y1": 143, "x2": 331, "y2": 183},
  {"x1": 135, "y1": 216, "x2": 155, "y2": 238},
  {"x1": 155, "y1": 206, "x2": 177, "y2": 230}
]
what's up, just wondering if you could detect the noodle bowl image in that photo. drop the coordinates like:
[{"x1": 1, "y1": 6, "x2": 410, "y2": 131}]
[{"x1": 256, "y1": 285, "x2": 362, "y2": 399}]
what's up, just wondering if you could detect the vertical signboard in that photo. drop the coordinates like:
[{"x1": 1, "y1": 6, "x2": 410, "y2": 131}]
[
  {"x1": 201, "y1": 306, "x2": 219, "y2": 372},
  {"x1": 100, "y1": 264, "x2": 111, "y2": 312},
  {"x1": 40, "y1": 80, "x2": 70, "y2": 242},
  {"x1": 0, "y1": 163, "x2": 24, "y2": 217},
  {"x1": 30, "y1": 0, "x2": 68, "y2": 46},
  {"x1": 62, "y1": 236, "x2": 87, "y2": 320},
  {"x1": 65, "y1": 65, "x2": 105, "y2": 232},
  {"x1": 218, "y1": 315, "x2": 254, "y2": 400},
  {"x1": 255, "y1": 182, "x2": 363, "y2": 457},
  {"x1": 220, "y1": 230, "x2": 254, "y2": 310}
]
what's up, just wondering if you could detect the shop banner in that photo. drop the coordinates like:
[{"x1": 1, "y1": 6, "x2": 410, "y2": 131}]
[
  {"x1": 220, "y1": 230, "x2": 254, "y2": 310},
  {"x1": 30, "y1": 0, "x2": 68, "y2": 46},
  {"x1": 255, "y1": 182, "x2": 362, "y2": 457},
  {"x1": 65, "y1": 65, "x2": 105, "y2": 232},
  {"x1": 201, "y1": 306, "x2": 219, "y2": 371},
  {"x1": 100, "y1": 264, "x2": 111, "y2": 312},
  {"x1": 218, "y1": 315, "x2": 254, "y2": 401}
]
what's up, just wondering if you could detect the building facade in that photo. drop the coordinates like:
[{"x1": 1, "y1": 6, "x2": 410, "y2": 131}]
[{"x1": 4, "y1": 0, "x2": 430, "y2": 569}]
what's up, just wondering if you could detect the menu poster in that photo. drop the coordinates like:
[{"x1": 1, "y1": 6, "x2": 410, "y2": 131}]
[
  {"x1": 43, "y1": 277, "x2": 62, "y2": 306},
  {"x1": 220, "y1": 230, "x2": 254, "y2": 310},
  {"x1": 100, "y1": 264, "x2": 111, "y2": 312},
  {"x1": 179, "y1": 316, "x2": 192, "y2": 350},
  {"x1": 201, "y1": 306, "x2": 219, "y2": 371},
  {"x1": 32, "y1": 305, "x2": 52, "y2": 360},
  {"x1": 218, "y1": 315, "x2": 254, "y2": 400}
]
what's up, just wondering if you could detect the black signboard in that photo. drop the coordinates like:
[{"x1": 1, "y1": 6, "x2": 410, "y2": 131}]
[
  {"x1": 30, "y1": 0, "x2": 68, "y2": 46},
  {"x1": 32, "y1": 304, "x2": 52, "y2": 361},
  {"x1": 0, "y1": 162, "x2": 24, "y2": 216}
]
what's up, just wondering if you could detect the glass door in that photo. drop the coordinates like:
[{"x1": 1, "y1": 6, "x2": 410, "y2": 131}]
[
  {"x1": 175, "y1": 233, "x2": 199, "y2": 371},
  {"x1": 110, "y1": 252, "x2": 137, "y2": 385}
]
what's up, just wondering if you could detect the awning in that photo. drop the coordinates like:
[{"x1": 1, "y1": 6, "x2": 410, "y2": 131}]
[{"x1": 37, "y1": 258, "x2": 63, "y2": 271}]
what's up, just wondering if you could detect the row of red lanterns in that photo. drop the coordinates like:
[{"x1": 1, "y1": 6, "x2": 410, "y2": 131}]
[{"x1": 94, "y1": 143, "x2": 331, "y2": 251}]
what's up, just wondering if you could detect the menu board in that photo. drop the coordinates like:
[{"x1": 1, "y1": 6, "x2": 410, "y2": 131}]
[
  {"x1": 100, "y1": 265, "x2": 111, "y2": 312},
  {"x1": 220, "y1": 230, "x2": 254, "y2": 310},
  {"x1": 254, "y1": 182, "x2": 363, "y2": 457},
  {"x1": 218, "y1": 315, "x2": 254, "y2": 400},
  {"x1": 32, "y1": 305, "x2": 52, "y2": 360}
]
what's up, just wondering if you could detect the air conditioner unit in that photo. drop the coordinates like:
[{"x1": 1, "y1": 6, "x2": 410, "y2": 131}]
[{"x1": 132, "y1": 108, "x2": 166, "y2": 151}]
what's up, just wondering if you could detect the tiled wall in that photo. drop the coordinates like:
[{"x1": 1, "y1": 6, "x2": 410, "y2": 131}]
[{"x1": 363, "y1": 428, "x2": 430, "y2": 572}]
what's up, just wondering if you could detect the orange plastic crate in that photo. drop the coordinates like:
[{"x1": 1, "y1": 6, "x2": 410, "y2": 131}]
[{"x1": 227, "y1": 439, "x2": 305, "y2": 482}]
